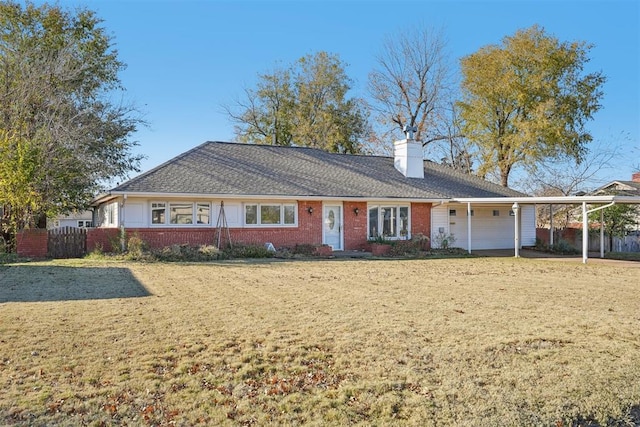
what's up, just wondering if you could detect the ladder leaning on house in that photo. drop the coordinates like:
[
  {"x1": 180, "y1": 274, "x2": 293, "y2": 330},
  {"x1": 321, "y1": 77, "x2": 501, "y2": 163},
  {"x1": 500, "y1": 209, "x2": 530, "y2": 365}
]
[{"x1": 214, "y1": 201, "x2": 232, "y2": 249}]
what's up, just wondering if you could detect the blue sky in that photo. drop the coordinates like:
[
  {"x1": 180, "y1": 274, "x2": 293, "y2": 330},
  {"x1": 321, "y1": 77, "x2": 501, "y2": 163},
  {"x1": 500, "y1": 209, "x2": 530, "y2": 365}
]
[{"x1": 53, "y1": 0, "x2": 640, "y2": 186}]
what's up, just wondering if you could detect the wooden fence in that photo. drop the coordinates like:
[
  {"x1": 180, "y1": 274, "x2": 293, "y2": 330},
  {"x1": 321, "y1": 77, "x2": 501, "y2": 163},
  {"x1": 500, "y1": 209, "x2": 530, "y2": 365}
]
[{"x1": 48, "y1": 226, "x2": 87, "y2": 258}]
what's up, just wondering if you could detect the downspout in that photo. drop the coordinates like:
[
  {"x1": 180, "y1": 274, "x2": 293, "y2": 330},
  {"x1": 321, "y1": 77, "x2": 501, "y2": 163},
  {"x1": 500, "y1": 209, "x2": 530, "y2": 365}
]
[
  {"x1": 120, "y1": 194, "x2": 127, "y2": 252},
  {"x1": 582, "y1": 201, "x2": 615, "y2": 264}
]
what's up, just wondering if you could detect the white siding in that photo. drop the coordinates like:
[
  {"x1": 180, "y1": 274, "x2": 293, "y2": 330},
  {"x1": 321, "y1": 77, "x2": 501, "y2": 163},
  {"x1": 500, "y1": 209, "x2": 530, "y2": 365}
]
[
  {"x1": 521, "y1": 205, "x2": 536, "y2": 246},
  {"x1": 430, "y1": 204, "x2": 450, "y2": 247},
  {"x1": 124, "y1": 203, "x2": 145, "y2": 227},
  {"x1": 440, "y1": 203, "x2": 535, "y2": 250},
  {"x1": 213, "y1": 202, "x2": 242, "y2": 227}
]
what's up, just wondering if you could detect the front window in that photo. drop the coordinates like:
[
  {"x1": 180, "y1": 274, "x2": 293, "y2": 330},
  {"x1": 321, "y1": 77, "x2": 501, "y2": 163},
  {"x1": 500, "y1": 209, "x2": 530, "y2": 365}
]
[
  {"x1": 152, "y1": 202, "x2": 166, "y2": 224},
  {"x1": 170, "y1": 203, "x2": 193, "y2": 224},
  {"x1": 261, "y1": 205, "x2": 281, "y2": 224},
  {"x1": 196, "y1": 203, "x2": 210, "y2": 224},
  {"x1": 368, "y1": 205, "x2": 410, "y2": 239},
  {"x1": 244, "y1": 203, "x2": 297, "y2": 226}
]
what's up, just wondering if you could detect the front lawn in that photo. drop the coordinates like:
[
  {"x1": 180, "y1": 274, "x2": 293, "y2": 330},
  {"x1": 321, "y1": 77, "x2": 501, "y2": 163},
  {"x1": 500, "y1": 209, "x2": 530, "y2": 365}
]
[{"x1": 1, "y1": 258, "x2": 638, "y2": 426}]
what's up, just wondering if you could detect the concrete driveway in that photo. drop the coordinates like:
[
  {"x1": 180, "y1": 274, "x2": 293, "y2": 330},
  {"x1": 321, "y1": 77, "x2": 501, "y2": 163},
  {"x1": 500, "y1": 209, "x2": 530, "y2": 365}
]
[{"x1": 473, "y1": 249, "x2": 640, "y2": 267}]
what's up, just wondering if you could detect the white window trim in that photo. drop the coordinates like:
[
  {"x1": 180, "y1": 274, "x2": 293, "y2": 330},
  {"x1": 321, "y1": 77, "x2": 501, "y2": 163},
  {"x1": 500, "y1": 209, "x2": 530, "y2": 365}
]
[
  {"x1": 149, "y1": 201, "x2": 213, "y2": 227},
  {"x1": 367, "y1": 204, "x2": 411, "y2": 240},
  {"x1": 243, "y1": 202, "x2": 298, "y2": 227}
]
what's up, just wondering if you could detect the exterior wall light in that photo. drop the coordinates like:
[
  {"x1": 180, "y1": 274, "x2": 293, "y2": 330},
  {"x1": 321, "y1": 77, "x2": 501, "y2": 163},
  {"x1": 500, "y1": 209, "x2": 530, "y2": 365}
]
[
  {"x1": 307, "y1": 207, "x2": 314, "y2": 215},
  {"x1": 354, "y1": 207, "x2": 360, "y2": 216}
]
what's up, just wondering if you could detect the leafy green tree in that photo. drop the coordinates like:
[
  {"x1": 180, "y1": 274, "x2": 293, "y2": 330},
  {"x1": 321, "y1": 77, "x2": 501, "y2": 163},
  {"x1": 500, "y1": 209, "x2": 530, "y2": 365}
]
[
  {"x1": 459, "y1": 25, "x2": 605, "y2": 187},
  {"x1": 226, "y1": 51, "x2": 368, "y2": 154},
  {"x1": 0, "y1": 2, "x2": 143, "y2": 246},
  {"x1": 588, "y1": 203, "x2": 639, "y2": 251}
]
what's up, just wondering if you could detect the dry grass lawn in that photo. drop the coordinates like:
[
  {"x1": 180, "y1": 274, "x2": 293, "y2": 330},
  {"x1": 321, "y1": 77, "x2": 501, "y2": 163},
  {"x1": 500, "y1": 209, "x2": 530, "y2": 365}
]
[{"x1": 1, "y1": 257, "x2": 639, "y2": 426}]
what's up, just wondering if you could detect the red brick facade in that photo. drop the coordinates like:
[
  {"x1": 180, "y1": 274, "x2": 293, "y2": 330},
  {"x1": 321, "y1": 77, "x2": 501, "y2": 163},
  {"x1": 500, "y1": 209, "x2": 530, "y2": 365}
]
[
  {"x1": 17, "y1": 201, "x2": 435, "y2": 256},
  {"x1": 87, "y1": 228, "x2": 119, "y2": 253},
  {"x1": 16, "y1": 229, "x2": 48, "y2": 258},
  {"x1": 411, "y1": 202, "x2": 432, "y2": 248},
  {"x1": 344, "y1": 201, "x2": 368, "y2": 250}
]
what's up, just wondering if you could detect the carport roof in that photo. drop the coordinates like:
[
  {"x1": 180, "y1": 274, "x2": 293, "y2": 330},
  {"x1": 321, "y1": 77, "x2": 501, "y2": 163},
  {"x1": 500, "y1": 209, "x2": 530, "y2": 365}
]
[{"x1": 453, "y1": 195, "x2": 640, "y2": 205}]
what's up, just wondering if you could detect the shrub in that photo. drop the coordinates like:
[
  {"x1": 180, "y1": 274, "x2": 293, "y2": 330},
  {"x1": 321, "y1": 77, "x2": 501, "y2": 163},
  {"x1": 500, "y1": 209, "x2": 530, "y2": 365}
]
[
  {"x1": 549, "y1": 239, "x2": 579, "y2": 255},
  {"x1": 433, "y1": 231, "x2": 456, "y2": 249},
  {"x1": 126, "y1": 234, "x2": 148, "y2": 260},
  {"x1": 222, "y1": 245, "x2": 274, "y2": 259}
]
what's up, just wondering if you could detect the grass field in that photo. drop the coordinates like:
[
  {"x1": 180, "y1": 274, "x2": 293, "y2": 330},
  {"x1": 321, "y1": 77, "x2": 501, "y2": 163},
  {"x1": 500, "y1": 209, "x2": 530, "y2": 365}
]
[{"x1": 1, "y1": 257, "x2": 639, "y2": 426}]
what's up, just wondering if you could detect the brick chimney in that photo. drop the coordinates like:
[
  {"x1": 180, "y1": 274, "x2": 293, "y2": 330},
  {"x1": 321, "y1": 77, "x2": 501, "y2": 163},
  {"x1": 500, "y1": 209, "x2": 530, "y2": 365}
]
[
  {"x1": 393, "y1": 126, "x2": 424, "y2": 179},
  {"x1": 632, "y1": 172, "x2": 640, "y2": 183}
]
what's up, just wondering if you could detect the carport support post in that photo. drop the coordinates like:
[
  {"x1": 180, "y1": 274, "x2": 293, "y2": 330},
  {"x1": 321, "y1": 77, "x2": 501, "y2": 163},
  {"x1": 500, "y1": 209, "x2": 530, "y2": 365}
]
[
  {"x1": 467, "y1": 202, "x2": 472, "y2": 254},
  {"x1": 549, "y1": 204, "x2": 554, "y2": 246},
  {"x1": 582, "y1": 202, "x2": 588, "y2": 264},
  {"x1": 512, "y1": 202, "x2": 520, "y2": 258}
]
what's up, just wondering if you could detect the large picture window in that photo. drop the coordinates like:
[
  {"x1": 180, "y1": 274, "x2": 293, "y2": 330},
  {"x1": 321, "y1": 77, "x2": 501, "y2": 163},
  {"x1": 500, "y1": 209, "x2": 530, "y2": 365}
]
[
  {"x1": 150, "y1": 202, "x2": 211, "y2": 226},
  {"x1": 170, "y1": 203, "x2": 194, "y2": 224},
  {"x1": 243, "y1": 203, "x2": 297, "y2": 226},
  {"x1": 368, "y1": 205, "x2": 409, "y2": 239}
]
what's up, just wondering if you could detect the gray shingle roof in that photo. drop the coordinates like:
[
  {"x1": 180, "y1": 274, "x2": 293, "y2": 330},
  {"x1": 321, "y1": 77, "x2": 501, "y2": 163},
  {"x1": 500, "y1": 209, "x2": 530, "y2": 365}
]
[{"x1": 112, "y1": 141, "x2": 524, "y2": 199}]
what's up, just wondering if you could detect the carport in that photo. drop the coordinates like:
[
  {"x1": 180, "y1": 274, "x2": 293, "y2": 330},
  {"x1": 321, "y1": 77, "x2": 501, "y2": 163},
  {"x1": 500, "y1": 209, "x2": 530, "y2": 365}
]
[{"x1": 454, "y1": 195, "x2": 640, "y2": 263}]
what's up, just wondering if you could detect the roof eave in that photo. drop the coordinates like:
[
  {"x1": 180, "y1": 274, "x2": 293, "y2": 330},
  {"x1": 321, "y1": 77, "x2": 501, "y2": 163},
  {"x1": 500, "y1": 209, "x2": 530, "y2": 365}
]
[{"x1": 95, "y1": 190, "x2": 450, "y2": 204}]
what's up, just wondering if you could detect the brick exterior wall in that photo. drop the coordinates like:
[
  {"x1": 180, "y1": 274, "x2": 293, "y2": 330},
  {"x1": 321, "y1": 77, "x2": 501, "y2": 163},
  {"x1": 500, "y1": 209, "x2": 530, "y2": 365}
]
[
  {"x1": 126, "y1": 202, "x2": 325, "y2": 250},
  {"x1": 87, "y1": 228, "x2": 119, "y2": 253},
  {"x1": 16, "y1": 229, "x2": 48, "y2": 258},
  {"x1": 411, "y1": 202, "x2": 432, "y2": 249},
  {"x1": 344, "y1": 201, "x2": 368, "y2": 250}
]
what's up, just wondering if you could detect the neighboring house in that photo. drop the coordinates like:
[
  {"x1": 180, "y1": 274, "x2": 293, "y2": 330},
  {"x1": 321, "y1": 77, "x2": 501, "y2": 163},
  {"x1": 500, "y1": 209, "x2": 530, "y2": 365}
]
[
  {"x1": 47, "y1": 211, "x2": 94, "y2": 229},
  {"x1": 591, "y1": 172, "x2": 640, "y2": 233},
  {"x1": 593, "y1": 173, "x2": 640, "y2": 197},
  {"x1": 91, "y1": 138, "x2": 537, "y2": 251}
]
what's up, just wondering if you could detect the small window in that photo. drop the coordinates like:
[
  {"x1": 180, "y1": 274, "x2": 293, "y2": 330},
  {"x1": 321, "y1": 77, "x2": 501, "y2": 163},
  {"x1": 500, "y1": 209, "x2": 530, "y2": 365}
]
[
  {"x1": 449, "y1": 209, "x2": 456, "y2": 217},
  {"x1": 107, "y1": 204, "x2": 115, "y2": 225},
  {"x1": 151, "y1": 202, "x2": 166, "y2": 224},
  {"x1": 284, "y1": 205, "x2": 295, "y2": 225},
  {"x1": 77, "y1": 220, "x2": 84, "y2": 228},
  {"x1": 196, "y1": 203, "x2": 210, "y2": 224},
  {"x1": 493, "y1": 210, "x2": 500, "y2": 217},
  {"x1": 85, "y1": 221, "x2": 93, "y2": 228},
  {"x1": 245, "y1": 205, "x2": 258, "y2": 224}
]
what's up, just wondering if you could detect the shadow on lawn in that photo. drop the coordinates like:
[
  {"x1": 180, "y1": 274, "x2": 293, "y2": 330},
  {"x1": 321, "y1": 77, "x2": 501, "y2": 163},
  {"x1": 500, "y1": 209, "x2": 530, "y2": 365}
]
[{"x1": 0, "y1": 265, "x2": 151, "y2": 303}]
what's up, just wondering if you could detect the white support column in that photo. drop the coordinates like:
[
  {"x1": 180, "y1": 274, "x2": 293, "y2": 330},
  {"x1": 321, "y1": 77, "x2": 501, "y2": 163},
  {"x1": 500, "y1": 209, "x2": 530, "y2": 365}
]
[
  {"x1": 549, "y1": 204, "x2": 554, "y2": 246},
  {"x1": 600, "y1": 209, "x2": 605, "y2": 258},
  {"x1": 467, "y1": 202, "x2": 472, "y2": 254},
  {"x1": 512, "y1": 202, "x2": 520, "y2": 258},
  {"x1": 582, "y1": 202, "x2": 588, "y2": 264}
]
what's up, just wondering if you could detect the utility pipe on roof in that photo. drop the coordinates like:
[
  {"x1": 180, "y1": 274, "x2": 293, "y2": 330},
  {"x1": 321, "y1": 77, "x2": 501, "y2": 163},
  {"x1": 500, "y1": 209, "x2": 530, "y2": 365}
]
[{"x1": 581, "y1": 201, "x2": 616, "y2": 264}]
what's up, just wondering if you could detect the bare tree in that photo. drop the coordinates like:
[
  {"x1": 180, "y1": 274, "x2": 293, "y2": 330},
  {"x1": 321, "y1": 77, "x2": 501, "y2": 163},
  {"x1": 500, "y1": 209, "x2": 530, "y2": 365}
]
[
  {"x1": 368, "y1": 26, "x2": 456, "y2": 152},
  {"x1": 514, "y1": 139, "x2": 623, "y2": 228}
]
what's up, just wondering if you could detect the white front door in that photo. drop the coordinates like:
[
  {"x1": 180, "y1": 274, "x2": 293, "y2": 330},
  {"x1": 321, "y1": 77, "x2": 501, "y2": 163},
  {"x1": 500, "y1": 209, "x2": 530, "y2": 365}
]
[{"x1": 323, "y1": 205, "x2": 343, "y2": 250}]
